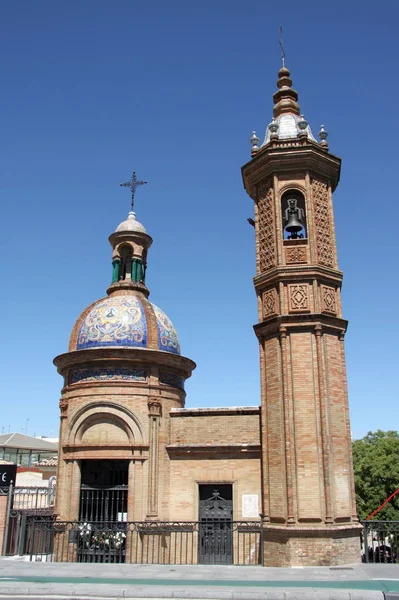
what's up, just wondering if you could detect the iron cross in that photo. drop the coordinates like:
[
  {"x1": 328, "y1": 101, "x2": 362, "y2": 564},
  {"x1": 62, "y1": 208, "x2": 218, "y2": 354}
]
[{"x1": 120, "y1": 171, "x2": 147, "y2": 211}]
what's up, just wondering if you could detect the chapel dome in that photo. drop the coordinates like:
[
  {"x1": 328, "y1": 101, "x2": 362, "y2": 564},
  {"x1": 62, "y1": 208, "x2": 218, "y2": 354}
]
[
  {"x1": 115, "y1": 211, "x2": 147, "y2": 234},
  {"x1": 69, "y1": 294, "x2": 180, "y2": 355}
]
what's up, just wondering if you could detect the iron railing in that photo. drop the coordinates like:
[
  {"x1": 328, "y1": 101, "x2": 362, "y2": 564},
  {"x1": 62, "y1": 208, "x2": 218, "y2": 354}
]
[
  {"x1": 79, "y1": 485, "x2": 127, "y2": 522},
  {"x1": 28, "y1": 519, "x2": 262, "y2": 565},
  {"x1": 13, "y1": 486, "x2": 55, "y2": 510},
  {"x1": 362, "y1": 521, "x2": 399, "y2": 563},
  {"x1": 6, "y1": 511, "x2": 55, "y2": 556}
]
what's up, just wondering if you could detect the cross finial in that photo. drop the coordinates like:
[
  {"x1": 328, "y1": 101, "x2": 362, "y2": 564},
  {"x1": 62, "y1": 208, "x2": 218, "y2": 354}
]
[
  {"x1": 279, "y1": 26, "x2": 286, "y2": 68},
  {"x1": 120, "y1": 171, "x2": 147, "y2": 211}
]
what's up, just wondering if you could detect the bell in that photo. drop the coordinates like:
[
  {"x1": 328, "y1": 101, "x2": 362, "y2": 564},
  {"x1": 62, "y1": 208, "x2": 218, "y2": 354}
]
[{"x1": 285, "y1": 212, "x2": 303, "y2": 234}]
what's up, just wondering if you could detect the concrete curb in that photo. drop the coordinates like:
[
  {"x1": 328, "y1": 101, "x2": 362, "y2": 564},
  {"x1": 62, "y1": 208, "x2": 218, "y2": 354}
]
[{"x1": 0, "y1": 589, "x2": 386, "y2": 599}]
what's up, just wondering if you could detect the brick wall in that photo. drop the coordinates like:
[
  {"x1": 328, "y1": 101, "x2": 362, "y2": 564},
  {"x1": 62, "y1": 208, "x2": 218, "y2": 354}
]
[
  {"x1": 169, "y1": 408, "x2": 260, "y2": 446},
  {"x1": 168, "y1": 456, "x2": 261, "y2": 521},
  {"x1": 0, "y1": 494, "x2": 9, "y2": 554}
]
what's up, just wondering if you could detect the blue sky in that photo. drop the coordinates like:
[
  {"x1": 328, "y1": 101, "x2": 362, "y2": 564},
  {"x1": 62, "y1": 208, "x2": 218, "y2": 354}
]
[{"x1": 1, "y1": 0, "x2": 397, "y2": 440}]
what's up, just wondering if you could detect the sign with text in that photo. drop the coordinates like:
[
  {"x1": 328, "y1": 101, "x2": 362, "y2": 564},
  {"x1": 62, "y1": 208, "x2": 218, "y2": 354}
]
[
  {"x1": 242, "y1": 494, "x2": 259, "y2": 518},
  {"x1": 0, "y1": 464, "x2": 17, "y2": 487}
]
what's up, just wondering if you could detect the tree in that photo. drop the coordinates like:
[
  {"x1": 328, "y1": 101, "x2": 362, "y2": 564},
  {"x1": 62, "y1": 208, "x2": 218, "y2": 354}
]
[{"x1": 352, "y1": 430, "x2": 399, "y2": 521}]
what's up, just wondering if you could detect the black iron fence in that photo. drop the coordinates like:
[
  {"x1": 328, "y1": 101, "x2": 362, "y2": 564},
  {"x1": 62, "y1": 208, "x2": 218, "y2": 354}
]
[
  {"x1": 361, "y1": 521, "x2": 399, "y2": 563},
  {"x1": 3, "y1": 486, "x2": 56, "y2": 557},
  {"x1": 21, "y1": 517, "x2": 399, "y2": 565},
  {"x1": 28, "y1": 519, "x2": 262, "y2": 565},
  {"x1": 6, "y1": 511, "x2": 55, "y2": 556},
  {"x1": 79, "y1": 485, "x2": 127, "y2": 522}
]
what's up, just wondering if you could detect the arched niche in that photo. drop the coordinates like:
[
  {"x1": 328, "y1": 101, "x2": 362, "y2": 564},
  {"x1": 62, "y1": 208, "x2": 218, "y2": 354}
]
[{"x1": 66, "y1": 401, "x2": 144, "y2": 447}]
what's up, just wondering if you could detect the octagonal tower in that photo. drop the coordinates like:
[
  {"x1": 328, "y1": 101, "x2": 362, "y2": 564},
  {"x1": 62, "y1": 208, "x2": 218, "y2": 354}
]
[
  {"x1": 54, "y1": 177, "x2": 195, "y2": 523},
  {"x1": 242, "y1": 67, "x2": 361, "y2": 566}
]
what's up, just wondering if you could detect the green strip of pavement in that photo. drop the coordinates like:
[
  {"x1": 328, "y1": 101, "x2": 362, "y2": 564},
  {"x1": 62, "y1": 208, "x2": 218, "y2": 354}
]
[{"x1": 0, "y1": 576, "x2": 398, "y2": 592}]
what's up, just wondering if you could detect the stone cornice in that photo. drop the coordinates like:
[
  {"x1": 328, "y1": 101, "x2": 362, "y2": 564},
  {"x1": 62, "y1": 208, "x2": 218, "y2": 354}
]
[
  {"x1": 253, "y1": 265, "x2": 344, "y2": 289},
  {"x1": 254, "y1": 314, "x2": 348, "y2": 340},
  {"x1": 166, "y1": 443, "x2": 261, "y2": 458},
  {"x1": 170, "y1": 407, "x2": 260, "y2": 417},
  {"x1": 54, "y1": 347, "x2": 196, "y2": 377},
  {"x1": 108, "y1": 230, "x2": 153, "y2": 248},
  {"x1": 107, "y1": 280, "x2": 149, "y2": 297},
  {"x1": 61, "y1": 442, "x2": 149, "y2": 460},
  {"x1": 242, "y1": 142, "x2": 341, "y2": 198}
]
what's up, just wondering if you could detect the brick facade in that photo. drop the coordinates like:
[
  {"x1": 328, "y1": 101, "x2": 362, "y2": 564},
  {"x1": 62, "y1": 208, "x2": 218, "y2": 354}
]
[
  {"x1": 53, "y1": 66, "x2": 360, "y2": 567},
  {"x1": 241, "y1": 66, "x2": 361, "y2": 565}
]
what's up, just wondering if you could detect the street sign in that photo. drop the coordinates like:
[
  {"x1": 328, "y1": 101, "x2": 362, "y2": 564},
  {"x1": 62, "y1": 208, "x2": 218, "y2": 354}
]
[{"x1": 0, "y1": 464, "x2": 17, "y2": 487}]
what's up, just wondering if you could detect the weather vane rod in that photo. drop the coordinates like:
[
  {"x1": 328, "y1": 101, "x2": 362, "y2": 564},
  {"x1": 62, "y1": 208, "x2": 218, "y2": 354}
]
[
  {"x1": 120, "y1": 171, "x2": 147, "y2": 212},
  {"x1": 279, "y1": 26, "x2": 286, "y2": 68}
]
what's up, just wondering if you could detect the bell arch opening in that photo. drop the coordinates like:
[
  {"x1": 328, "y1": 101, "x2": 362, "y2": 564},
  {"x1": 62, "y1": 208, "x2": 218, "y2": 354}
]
[{"x1": 281, "y1": 190, "x2": 307, "y2": 240}]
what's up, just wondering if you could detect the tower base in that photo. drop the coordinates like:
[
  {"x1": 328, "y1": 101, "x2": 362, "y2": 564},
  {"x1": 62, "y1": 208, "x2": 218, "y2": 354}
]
[{"x1": 262, "y1": 525, "x2": 362, "y2": 567}]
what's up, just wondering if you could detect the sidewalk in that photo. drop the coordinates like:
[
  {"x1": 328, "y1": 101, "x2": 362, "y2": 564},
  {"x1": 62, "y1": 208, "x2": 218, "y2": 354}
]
[{"x1": 0, "y1": 559, "x2": 399, "y2": 599}]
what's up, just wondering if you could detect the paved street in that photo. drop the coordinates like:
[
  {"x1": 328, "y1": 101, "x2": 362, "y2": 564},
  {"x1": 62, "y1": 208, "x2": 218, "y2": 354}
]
[{"x1": 0, "y1": 559, "x2": 399, "y2": 599}]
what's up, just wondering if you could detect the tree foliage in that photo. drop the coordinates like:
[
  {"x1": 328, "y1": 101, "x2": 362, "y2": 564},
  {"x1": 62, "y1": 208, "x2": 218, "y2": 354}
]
[{"x1": 353, "y1": 430, "x2": 399, "y2": 521}]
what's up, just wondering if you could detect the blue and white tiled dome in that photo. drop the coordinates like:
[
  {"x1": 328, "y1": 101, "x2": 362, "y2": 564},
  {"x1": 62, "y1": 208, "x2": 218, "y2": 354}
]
[{"x1": 71, "y1": 295, "x2": 180, "y2": 355}]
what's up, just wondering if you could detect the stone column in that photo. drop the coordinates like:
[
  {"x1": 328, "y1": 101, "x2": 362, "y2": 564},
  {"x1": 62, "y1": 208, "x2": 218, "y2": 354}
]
[{"x1": 147, "y1": 400, "x2": 161, "y2": 517}]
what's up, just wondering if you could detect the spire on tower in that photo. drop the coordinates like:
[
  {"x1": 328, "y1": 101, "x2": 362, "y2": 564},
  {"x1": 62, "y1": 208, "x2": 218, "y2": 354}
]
[
  {"x1": 273, "y1": 66, "x2": 300, "y2": 118},
  {"x1": 279, "y1": 26, "x2": 286, "y2": 68}
]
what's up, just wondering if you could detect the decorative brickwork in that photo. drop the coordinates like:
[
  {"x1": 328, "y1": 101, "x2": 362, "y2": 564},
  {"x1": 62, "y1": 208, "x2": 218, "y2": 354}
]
[
  {"x1": 321, "y1": 285, "x2": 337, "y2": 315},
  {"x1": 285, "y1": 245, "x2": 307, "y2": 264},
  {"x1": 241, "y1": 71, "x2": 359, "y2": 567},
  {"x1": 288, "y1": 284, "x2": 309, "y2": 312},
  {"x1": 312, "y1": 179, "x2": 334, "y2": 267},
  {"x1": 148, "y1": 400, "x2": 162, "y2": 416},
  {"x1": 262, "y1": 288, "x2": 278, "y2": 317},
  {"x1": 257, "y1": 186, "x2": 276, "y2": 272},
  {"x1": 59, "y1": 398, "x2": 68, "y2": 416}
]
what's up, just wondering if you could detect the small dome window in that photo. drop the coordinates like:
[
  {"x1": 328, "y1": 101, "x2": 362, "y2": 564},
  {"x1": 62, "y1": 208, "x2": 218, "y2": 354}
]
[{"x1": 118, "y1": 244, "x2": 133, "y2": 280}]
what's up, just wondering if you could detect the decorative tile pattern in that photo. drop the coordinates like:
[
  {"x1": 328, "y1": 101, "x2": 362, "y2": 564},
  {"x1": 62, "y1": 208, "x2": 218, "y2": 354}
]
[
  {"x1": 257, "y1": 186, "x2": 276, "y2": 272},
  {"x1": 71, "y1": 368, "x2": 148, "y2": 384},
  {"x1": 312, "y1": 179, "x2": 334, "y2": 268},
  {"x1": 262, "y1": 113, "x2": 317, "y2": 146},
  {"x1": 321, "y1": 285, "x2": 337, "y2": 315},
  {"x1": 152, "y1": 305, "x2": 180, "y2": 355},
  {"x1": 76, "y1": 296, "x2": 147, "y2": 350},
  {"x1": 286, "y1": 245, "x2": 307, "y2": 264},
  {"x1": 288, "y1": 284, "x2": 310, "y2": 312},
  {"x1": 262, "y1": 288, "x2": 278, "y2": 318},
  {"x1": 159, "y1": 371, "x2": 185, "y2": 390}
]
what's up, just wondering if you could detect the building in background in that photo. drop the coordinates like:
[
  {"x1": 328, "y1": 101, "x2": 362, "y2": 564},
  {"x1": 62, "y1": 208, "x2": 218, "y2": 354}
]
[{"x1": 0, "y1": 433, "x2": 57, "y2": 468}]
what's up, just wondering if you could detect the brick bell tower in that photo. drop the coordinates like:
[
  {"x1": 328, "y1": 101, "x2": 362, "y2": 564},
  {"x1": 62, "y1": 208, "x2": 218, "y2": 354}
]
[{"x1": 241, "y1": 66, "x2": 361, "y2": 566}]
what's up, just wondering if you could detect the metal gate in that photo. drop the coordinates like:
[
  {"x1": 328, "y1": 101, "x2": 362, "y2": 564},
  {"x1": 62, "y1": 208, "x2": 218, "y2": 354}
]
[
  {"x1": 199, "y1": 485, "x2": 233, "y2": 564},
  {"x1": 78, "y1": 461, "x2": 128, "y2": 562},
  {"x1": 4, "y1": 486, "x2": 55, "y2": 557},
  {"x1": 6, "y1": 509, "x2": 54, "y2": 556},
  {"x1": 79, "y1": 485, "x2": 128, "y2": 522}
]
